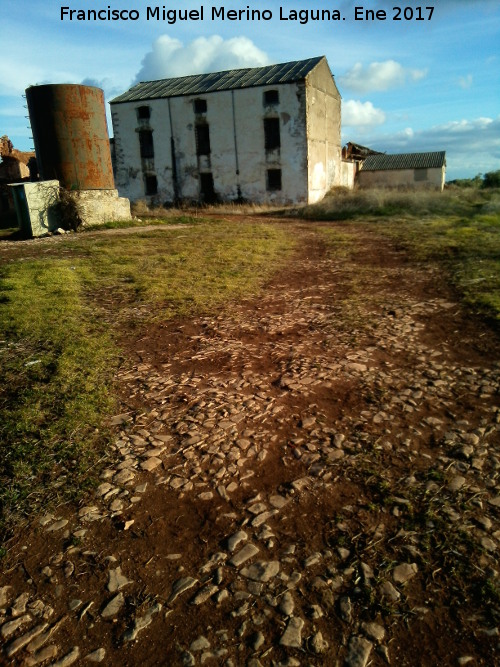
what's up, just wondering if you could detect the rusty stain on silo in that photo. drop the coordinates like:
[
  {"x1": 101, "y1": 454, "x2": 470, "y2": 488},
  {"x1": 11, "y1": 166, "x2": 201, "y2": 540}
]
[{"x1": 26, "y1": 84, "x2": 115, "y2": 190}]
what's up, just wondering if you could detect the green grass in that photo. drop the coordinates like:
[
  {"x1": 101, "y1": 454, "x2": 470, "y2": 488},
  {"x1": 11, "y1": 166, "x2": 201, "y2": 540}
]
[
  {"x1": 83, "y1": 214, "x2": 197, "y2": 231},
  {"x1": 0, "y1": 220, "x2": 293, "y2": 541},
  {"x1": 301, "y1": 187, "x2": 500, "y2": 323},
  {"x1": 381, "y1": 210, "x2": 500, "y2": 322}
]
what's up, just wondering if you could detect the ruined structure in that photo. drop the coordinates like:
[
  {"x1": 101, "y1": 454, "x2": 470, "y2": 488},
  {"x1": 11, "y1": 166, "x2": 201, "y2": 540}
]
[
  {"x1": 0, "y1": 136, "x2": 36, "y2": 226},
  {"x1": 110, "y1": 56, "x2": 343, "y2": 205},
  {"x1": 0, "y1": 136, "x2": 35, "y2": 181}
]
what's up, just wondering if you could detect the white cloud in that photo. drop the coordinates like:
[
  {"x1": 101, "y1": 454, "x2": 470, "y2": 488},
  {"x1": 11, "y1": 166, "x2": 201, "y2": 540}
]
[
  {"x1": 339, "y1": 60, "x2": 427, "y2": 94},
  {"x1": 134, "y1": 35, "x2": 269, "y2": 83},
  {"x1": 81, "y1": 77, "x2": 125, "y2": 101},
  {"x1": 343, "y1": 115, "x2": 500, "y2": 179},
  {"x1": 342, "y1": 100, "x2": 386, "y2": 128}
]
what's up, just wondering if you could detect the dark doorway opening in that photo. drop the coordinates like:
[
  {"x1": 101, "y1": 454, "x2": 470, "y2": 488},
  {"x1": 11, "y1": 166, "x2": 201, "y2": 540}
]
[{"x1": 199, "y1": 172, "x2": 216, "y2": 203}]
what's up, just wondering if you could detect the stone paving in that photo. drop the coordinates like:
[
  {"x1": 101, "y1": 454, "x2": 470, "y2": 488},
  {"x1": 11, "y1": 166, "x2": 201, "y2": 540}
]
[{"x1": 1, "y1": 227, "x2": 499, "y2": 666}]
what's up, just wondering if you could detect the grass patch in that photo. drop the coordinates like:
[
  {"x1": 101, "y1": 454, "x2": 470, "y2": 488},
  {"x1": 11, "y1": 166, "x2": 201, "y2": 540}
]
[
  {"x1": 297, "y1": 186, "x2": 488, "y2": 222},
  {"x1": 301, "y1": 187, "x2": 500, "y2": 323},
  {"x1": 84, "y1": 214, "x2": 198, "y2": 231},
  {"x1": 0, "y1": 219, "x2": 294, "y2": 541},
  {"x1": 0, "y1": 261, "x2": 117, "y2": 536},
  {"x1": 380, "y1": 208, "x2": 500, "y2": 322}
]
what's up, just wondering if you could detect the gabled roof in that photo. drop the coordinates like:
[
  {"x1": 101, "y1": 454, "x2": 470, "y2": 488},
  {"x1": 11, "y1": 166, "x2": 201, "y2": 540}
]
[
  {"x1": 360, "y1": 151, "x2": 446, "y2": 171},
  {"x1": 111, "y1": 56, "x2": 327, "y2": 104}
]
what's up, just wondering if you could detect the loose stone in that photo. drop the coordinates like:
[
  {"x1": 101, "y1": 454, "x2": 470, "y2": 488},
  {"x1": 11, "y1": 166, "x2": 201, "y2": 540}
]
[
  {"x1": 345, "y1": 635, "x2": 373, "y2": 667},
  {"x1": 0, "y1": 585, "x2": 12, "y2": 608},
  {"x1": 168, "y1": 577, "x2": 198, "y2": 604},
  {"x1": 448, "y1": 475, "x2": 466, "y2": 492},
  {"x1": 101, "y1": 593, "x2": 124, "y2": 618},
  {"x1": 85, "y1": 648, "x2": 106, "y2": 662},
  {"x1": 113, "y1": 469, "x2": 135, "y2": 485},
  {"x1": 140, "y1": 457, "x2": 162, "y2": 471},
  {"x1": 310, "y1": 630, "x2": 328, "y2": 654},
  {"x1": 227, "y1": 530, "x2": 248, "y2": 552},
  {"x1": 190, "y1": 636, "x2": 211, "y2": 651},
  {"x1": 249, "y1": 630, "x2": 265, "y2": 650},
  {"x1": 229, "y1": 543, "x2": 259, "y2": 567},
  {"x1": 361, "y1": 621, "x2": 385, "y2": 642},
  {"x1": 24, "y1": 645, "x2": 59, "y2": 666},
  {"x1": 241, "y1": 561, "x2": 280, "y2": 582},
  {"x1": 279, "y1": 616, "x2": 304, "y2": 647},
  {"x1": 49, "y1": 646, "x2": 80, "y2": 667},
  {"x1": 122, "y1": 602, "x2": 162, "y2": 642},
  {"x1": 392, "y1": 562, "x2": 418, "y2": 584},
  {"x1": 107, "y1": 567, "x2": 133, "y2": 593},
  {"x1": 279, "y1": 591, "x2": 295, "y2": 616},
  {"x1": 190, "y1": 584, "x2": 218, "y2": 605}
]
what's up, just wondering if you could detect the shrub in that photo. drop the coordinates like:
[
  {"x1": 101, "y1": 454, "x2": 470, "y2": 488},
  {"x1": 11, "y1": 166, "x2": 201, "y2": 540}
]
[{"x1": 483, "y1": 170, "x2": 500, "y2": 189}]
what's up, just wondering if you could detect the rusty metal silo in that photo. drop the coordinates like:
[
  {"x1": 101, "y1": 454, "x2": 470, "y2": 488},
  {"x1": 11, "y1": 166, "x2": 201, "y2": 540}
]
[{"x1": 26, "y1": 84, "x2": 115, "y2": 190}]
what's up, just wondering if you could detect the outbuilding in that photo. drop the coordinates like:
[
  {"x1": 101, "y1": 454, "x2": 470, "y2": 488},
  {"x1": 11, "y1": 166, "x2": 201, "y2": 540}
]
[{"x1": 357, "y1": 151, "x2": 446, "y2": 190}]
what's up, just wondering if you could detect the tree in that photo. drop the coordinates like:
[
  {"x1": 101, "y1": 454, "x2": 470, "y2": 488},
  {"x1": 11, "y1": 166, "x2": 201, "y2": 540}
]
[{"x1": 483, "y1": 170, "x2": 500, "y2": 189}]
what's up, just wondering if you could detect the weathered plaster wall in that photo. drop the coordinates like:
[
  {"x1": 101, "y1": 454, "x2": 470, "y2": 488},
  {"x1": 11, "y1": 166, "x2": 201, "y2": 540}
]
[
  {"x1": 77, "y1": 189, "x2": 131, "y2": 226},
  {"x1": 112, "y1": 81, "x2": 313, "y2": 205},
  {"x1": 305, "y1": 59, "x2": 342, "y2": 203},
  {"x1": 358, "y1": 166, "x2": 445, "y2": 190},
  {"x1": 10, "y1": 180, "x2": 60, "y2": 237},
  {"x1": 340, "y1": 161, "x2": 356, "y2": 189}
]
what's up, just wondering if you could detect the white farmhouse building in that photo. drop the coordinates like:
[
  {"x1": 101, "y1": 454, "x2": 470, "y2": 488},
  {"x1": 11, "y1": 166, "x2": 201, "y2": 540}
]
[{"x1": 110, "y1": 56, "x2": 342, "y2": 205}]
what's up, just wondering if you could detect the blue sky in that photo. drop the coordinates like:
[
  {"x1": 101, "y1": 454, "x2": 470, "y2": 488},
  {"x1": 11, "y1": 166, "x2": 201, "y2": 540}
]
[{"x1": 1, "y1": 0, "x2": 499, "y2": 179}]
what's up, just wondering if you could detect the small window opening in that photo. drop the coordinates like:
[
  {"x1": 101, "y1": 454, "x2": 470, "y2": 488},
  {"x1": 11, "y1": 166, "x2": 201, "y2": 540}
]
[
  {"x1": 194, "y1": 99, "x2": 207, "y2": 114},
  {"x1": 137, "y1": 106, "x2": 151, "y2": 120},
  {"x1": 195, "y1": 124, "x2": 211, "y2": 155},
  {"x1": 267, "y1": 169, "x2": 282, "y2": 191},
  {"x1": 414, "y1": 168, "x2": 428, "y2": 182},
  {"x1": 264, "y1": 118, "x2": 280, "y2": 151},
  {"x1": 139, "y1": 130, "x2": 154, "y2": 158},
  {"x1": 264, "y1": 90, "x2": 279, "y2": 106},
  {"x1": 145, "y1": 174, "x2": 158, "y2": 195}
]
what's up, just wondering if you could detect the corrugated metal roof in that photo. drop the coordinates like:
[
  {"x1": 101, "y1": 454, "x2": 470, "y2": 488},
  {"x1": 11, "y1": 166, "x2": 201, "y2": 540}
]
[
  {"x1": 111, "y1": 56, "x2": 326, "y2": 104},
  {"x1": 360, "y1": 151, "x2": 446, "y2": 171}
]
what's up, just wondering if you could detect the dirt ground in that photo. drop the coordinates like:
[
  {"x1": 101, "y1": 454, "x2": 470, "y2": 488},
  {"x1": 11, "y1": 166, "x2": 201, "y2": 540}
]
[{"x1": 1, "y1": 219, "x2": 499, "y2": 667}]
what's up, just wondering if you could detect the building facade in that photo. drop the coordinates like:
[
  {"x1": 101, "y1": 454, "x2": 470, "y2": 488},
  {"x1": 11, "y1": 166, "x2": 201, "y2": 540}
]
[{"x1": 110, "y1": 56, "x2": 342, "y2": 205}]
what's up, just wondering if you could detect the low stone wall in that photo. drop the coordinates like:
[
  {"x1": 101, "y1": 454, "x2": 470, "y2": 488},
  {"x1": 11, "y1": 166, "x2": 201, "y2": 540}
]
[{"x1": 9, "y1": 181, "x2": 131, "y2": 237}]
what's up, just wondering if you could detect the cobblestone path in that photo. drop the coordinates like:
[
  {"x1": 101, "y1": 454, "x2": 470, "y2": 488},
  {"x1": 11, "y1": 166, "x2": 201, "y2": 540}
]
[{"x1": 1, "y1": 223, "x2": 499, "y2": 667}]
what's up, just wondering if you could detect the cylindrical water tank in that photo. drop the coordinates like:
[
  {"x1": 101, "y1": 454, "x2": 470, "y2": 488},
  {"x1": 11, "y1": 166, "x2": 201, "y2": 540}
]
[{"x1": 26, "y1": 84, "x2": 115, "y2": 190}]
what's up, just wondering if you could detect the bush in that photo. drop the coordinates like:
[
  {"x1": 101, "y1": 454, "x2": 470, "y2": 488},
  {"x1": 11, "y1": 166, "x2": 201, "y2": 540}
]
[{"x1": 483, "y1": 170, "x2": 500, "y2": 189}]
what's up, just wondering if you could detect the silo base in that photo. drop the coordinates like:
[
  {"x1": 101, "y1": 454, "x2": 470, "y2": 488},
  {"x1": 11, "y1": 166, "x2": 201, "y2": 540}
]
[
  {"x1": 9, "y1": 181, "x2": 131, "y2": 237},
  {"x1": 77, "y1": 189, "x2": 131, "y2": 227}
]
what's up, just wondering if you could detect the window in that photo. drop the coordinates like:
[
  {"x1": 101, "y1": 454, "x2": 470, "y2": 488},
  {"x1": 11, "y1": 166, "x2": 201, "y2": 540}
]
[
  {"x1": 145, "y1": 174, "x2": 158, "y2": 195},
  {"x1": 267, "y1": 169, "x2": 282, "y2": 191},
  {"x1": 263, "y1": 90, "x2": 279, "y2": 106},
  {"x1": 195, "y1": 124, "x2": 211, "y2": 155},
  {"x1": 264, "y1": 118, "x2": 280, "y2": 151},
  {"x1": 139, "y1": 130, "x2": 154, "y2": 158},
  {"x1": 414, "y1": 168, "x2": 428, "y2": 182},
  {"x1": 194, "y1": 99, "x2": 207, "y2": 114},
  {"x1": 137, "y1": 106, "x2": 151, "y2": 120}
]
